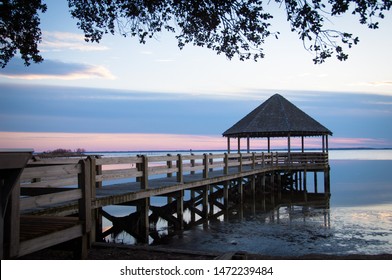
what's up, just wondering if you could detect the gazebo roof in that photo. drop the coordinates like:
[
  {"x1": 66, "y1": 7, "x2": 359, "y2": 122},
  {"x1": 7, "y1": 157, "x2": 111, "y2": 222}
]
[{"x1": 223, "y1": 94, "x2": 332, "y2": 138}]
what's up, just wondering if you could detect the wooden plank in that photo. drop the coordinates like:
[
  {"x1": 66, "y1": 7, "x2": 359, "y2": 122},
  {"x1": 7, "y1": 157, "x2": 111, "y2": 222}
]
[
  {"x1": 149, "y1": 155, "x2": 178, "y2": 162},
  {"x1": 96, "y1": 169, "x2": 142, "y2": 182},
  {"x1": 18, "y1": 223, "x2": 83, "y2": 257},
  {"x1": 21, "y1": 164, "x2": 81, "y2": 181},
  {"x1": 20, "y1": 189, "x2": 82, "y2": 211},
  {"x1": 148, "y1": 166, "x2": 178, "y2": 176},
  {"x1": 95, "y1": 157, "x2": 142, "y2": 165},
  {"x1": 28, "y1": 157, "x2": 83, "y2": 165},
  {"x1": 182, "y1": 154, "x2": 204, "y2": 160},
  {"x1": 21, "y1": 177, "x2": 79, "y2": 188}
]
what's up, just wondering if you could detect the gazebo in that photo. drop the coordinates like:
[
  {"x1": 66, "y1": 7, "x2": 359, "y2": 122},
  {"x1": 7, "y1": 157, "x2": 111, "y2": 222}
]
[{"x1": 222, "y1": 94, "x2": 332, "y2": 154}]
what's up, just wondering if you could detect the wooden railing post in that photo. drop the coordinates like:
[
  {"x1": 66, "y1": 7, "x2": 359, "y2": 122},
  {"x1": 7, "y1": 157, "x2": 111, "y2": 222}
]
[
  {"x1": 239, "y1": 153, "x2": 243, "y2": 172},
  {"x1": 209, "y1": 153, "x2": 213, "y2": 172},
  {"x1": 89, "y1": 156, "x2": 101, "y2": 244},
  {"x1": 177, "y1": 154, "x2": 183, "y2": 183},
  {"x1": 190, "y1": 153, "x2": 195, "y2": 175},
  {"x1": 252, "y1": 152, "x2": 256, "y2": 169},
  {"x1": 224, "y1": 153, "x2": 229, "y2": 175},
  {"x1": 275, "y1": 152, "x2": 279, "y2": 166},
  {"x1": 8, "y1": 178, "x2": 20, "y2": 258},
  {"x1": 167, "y1": 154, "x2": 173, "y2": 178},
  {"x1": 141, "y1": 155, "x2": 148, "y2": 189},
  {"x1": 78, "y1": 159, "x2": 92, "y2": 234},
  {"x1": 262, "y1": 152, "x2": 265, "y2": 167},
  {"x1": 203, "y1": 154, "x2": 209, "y2": 179},
  {"x1": 78, "y1": 159, "x2": 92, "y2": 258}
]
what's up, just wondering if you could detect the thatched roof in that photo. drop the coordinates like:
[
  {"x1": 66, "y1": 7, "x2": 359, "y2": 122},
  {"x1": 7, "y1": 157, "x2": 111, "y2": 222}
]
[{"x1": 223, "y1": 94, "x2": 332, "y2": 138}]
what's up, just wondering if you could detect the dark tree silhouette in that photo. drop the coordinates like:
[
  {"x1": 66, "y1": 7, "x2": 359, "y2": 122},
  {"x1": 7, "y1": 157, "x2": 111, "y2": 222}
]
[{"x1": 1, "y1": 0, "x2": 391, "y2": 68}]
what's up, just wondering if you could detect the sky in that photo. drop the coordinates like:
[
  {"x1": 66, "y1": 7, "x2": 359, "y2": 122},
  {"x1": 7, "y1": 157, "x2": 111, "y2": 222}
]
[{"x1": 0, "y1": 0, "x2": 392, "y2": 152}]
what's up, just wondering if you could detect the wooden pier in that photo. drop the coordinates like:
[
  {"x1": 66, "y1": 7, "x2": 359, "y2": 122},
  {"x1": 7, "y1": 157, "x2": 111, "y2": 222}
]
[
  {"x1": 1, "y1": 93, "x2": 333, "y2": 259},
  {"x1": 1, "y1": 151, "x2": 330, "y2": 259}
]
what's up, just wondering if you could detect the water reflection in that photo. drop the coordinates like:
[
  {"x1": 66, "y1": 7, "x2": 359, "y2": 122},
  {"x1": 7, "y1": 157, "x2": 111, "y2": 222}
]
[{"x1": 101, "y1": 190, "x2": 331, "y2": 248}]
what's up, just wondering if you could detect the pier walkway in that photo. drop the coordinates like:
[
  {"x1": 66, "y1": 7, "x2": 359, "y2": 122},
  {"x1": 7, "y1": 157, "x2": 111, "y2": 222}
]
[{"x1": 2, "y1": 151, "x2": 330, "y2": 259}]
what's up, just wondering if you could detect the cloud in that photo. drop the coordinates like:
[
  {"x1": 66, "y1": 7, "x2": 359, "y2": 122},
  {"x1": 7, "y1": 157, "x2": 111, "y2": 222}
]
[
  {"x1": 40, "y1": 31, "x2": 109, "y2": 52},
  {"x1": 367, "y1": 81, "x2": 392, "y2": 87},
  {"x1": 0, "y1": 59, "x2": 116, "y2": 80}
]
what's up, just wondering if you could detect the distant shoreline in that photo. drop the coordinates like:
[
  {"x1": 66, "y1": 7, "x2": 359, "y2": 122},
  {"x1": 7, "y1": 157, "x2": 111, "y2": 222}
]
[{"x1": 79, "y1": 147, "x2": 392, "y2": 155}]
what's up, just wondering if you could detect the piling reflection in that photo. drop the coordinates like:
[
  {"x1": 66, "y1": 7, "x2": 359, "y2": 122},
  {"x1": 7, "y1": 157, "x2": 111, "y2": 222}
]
[{"x1": 100, "y1": 184, "x2": 330, "y2": 245}]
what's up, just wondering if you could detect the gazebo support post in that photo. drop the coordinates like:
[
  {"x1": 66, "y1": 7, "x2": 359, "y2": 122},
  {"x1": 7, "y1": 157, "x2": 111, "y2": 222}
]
[
  {"x1": 237, "y1": 137, "x2": 241, "y2": 153},
  {"x1": 288, "y1": 134, "x2": 291, "y2": 162},
  {"x1": 227, "y1": 137, "x2": 231, "y2": 154},
  {"x1": 326, "y1": 135, "x2": 329, "y2": 154},
  {"x1": 267, "y1": 137, "x2": 271, "y2": 153},
  {"x1": 301, "y1": 136, "x2": 304, "y2": 153},
  {"x1": 247, "y1": 136, "x2": 250, "y2": 153}
]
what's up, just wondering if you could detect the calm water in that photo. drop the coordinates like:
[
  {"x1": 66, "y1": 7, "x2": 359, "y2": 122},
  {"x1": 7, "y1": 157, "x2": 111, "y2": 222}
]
[{"x1": 97, "y1": 149, "x2": 392, "y2": 256}]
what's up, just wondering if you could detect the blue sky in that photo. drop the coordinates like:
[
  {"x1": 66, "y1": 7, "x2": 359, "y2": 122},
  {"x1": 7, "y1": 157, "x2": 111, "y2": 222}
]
[{"x1": 0, "y1": 1, "x2": 392, "y2": 151}]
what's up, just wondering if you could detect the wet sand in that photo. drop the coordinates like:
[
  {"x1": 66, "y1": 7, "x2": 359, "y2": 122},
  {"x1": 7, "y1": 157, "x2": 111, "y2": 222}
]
[{"x1": 19, "y1": 243, "x2": 392, "y2": 260}]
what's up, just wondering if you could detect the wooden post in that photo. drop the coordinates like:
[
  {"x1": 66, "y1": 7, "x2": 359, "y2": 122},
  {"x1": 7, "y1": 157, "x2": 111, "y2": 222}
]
[
  {"x1": 209, "y1": 185, "x2": 214, "y2": 216},
  {"x1": 277, "y1": 173, "x2": 282, "y2": 200},
  {"x1": 288, "y1": 134, "x2": 291, "y2": 162},
  {"x1": 190, "y1": 154, "x2": 195, "y2": 175},
  {"x1": 8, "y1": 178, "x2": 20, "y2": 258},
  {"x1": 252, "y1": 152, "x2": 256, "y2": 169},
  {"x1": 237, "y1": 137, "x2": 241, "y2": 153},
  {"x1": 137, "y1": 198, "x2": 150, "y2": 243},
  {"x1": 224, "y1": 182, "x2": 229, "y2": 210},
  {"x1": 209, "y1": 153, "x2": 213, "y2": 172},
  {"x1": 202, "y1": 185, "x2": 209, "y2": 219},
  {"x1": 299, "y1": 171, "x2": 302, "y2": 191},
  {"x1": 88, "y1": 156, "x2": 99, "y2": 243},
  {"x1": 270, "y1": 173, "x2": 275, "y2": 205},
  {"x1": 176, "y1": 154, "x2": 183, "y2": 183},
  {"x1": 303, "y1": 170, "x2": 307, "y2": 202},
  {"x1": 239, "y1": 153, "x2": 243, "y2": 172},
  {"x1": 238, "y1": 178, "x2": 243, "y2": 204},
  {"x1": 301, "y1": 136, "x2": 305, "y2": 153},
  {"x1": 78, "y1": 159, "x2": 92, "y2": 258},
  {"x1": 176, "y1": 190, "x2": 184, "y2": 230},
  {"x1": 324, "y1": 168, "x2": 330, "y2": 197},
  {"x1": 191, "y1": 190, "x2": 196, "y2": 223},
  {"x1": 314, "y1": 172, "x2": 318, "y2": 194},
  {"x1": 267, "y1": 137, "x2": 271, "y2": 153},
  {"x1": 167, "y1": 154, "x2": 173, "y2": 178},
  {"x1": 227, "y1": 137, "x2": 231, "y2": 153},
  {"x1": 325, "y1": 134, "x2": 328, "y2": 154},
  {"x1": 203, "y1": 153, "x2": 209, "y2": 179},
  {"x1": 224, "y1": 153, "x2": 229, "y2": 175},
  {"x1": 141, "y1": 155, "x2": 148, "y2": 189},
  {"x1": 251, "y1": 175, "x2": 256, "y2": 197},
  {"x1": 261, "y1": 174, "x2": 266, "y2": 193},
  {"x1": 247, "y1": 136, "x2": 250, "y2": 153}
]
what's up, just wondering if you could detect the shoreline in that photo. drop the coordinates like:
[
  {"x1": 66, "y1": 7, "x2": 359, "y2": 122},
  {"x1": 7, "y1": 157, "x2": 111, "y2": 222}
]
[{"x1": 19, "y1": 243, "x2": 392, "y2": 260}]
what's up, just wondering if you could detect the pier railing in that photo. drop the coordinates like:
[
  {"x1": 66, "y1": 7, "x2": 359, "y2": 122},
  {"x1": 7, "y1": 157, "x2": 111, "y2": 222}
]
[
  {"x1": 93, "y1": 152, "x2": 328, "y2": 188},
  {"x1": 21, "y1": 152, "x2": 329, "y2": 192},
  {"x1": 9, "y1": 159, "x2": 91, "y2": 258}
]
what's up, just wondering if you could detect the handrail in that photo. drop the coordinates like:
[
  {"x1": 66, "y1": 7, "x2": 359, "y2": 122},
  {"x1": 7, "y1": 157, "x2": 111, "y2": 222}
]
[
  {"x1": 90, "y1": 152, "x2": 329, "y2": 187},
  {"x1": 19, "y1": 151, "x2": 329, "y2": 204}
]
